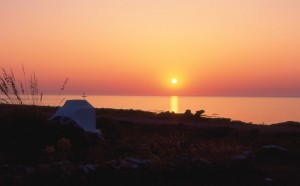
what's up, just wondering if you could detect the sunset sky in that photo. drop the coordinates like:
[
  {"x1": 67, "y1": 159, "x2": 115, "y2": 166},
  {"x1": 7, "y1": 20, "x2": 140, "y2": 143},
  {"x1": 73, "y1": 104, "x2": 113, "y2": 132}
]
[{"x1": 1, "y1": 0, "x2": 300, "y2": 96}]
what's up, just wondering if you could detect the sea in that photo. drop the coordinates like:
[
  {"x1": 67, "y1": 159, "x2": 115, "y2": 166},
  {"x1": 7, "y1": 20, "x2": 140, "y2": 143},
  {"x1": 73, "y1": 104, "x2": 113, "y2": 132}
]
[{"x1": 41, "y1": 95, "x2": 300, "y2": 125}]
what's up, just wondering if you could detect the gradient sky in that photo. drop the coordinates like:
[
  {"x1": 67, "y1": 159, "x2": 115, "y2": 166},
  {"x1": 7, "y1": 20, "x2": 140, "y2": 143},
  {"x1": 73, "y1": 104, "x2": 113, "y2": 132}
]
[{"x1": 1, "y1": 0, "x2": 300, "y2": 96}]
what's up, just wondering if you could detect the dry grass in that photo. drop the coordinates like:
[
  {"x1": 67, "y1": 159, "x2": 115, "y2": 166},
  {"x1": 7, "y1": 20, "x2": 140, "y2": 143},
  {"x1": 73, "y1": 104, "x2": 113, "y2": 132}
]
[
  {"x1": 55, "y1": 78, "x2": 69, "y2": 106},
  {"x1": 0, "y1": 66, "x2": 69, "y2": 106},
  {"x1": 0, "y1": 66, "x2": 41, "y2": 105}
]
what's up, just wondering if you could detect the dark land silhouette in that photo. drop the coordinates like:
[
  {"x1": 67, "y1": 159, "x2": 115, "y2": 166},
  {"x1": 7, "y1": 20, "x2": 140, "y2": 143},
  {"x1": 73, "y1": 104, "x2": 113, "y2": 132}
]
[{"x1": 0, "y1": 104, "x2": 300, "y2": 185}]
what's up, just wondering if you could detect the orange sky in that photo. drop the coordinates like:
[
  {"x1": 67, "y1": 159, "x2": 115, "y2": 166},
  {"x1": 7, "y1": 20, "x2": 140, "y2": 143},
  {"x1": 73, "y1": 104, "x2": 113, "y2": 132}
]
[{"x1": 1, "y1": 0, "x2": 300, "y2": 96}]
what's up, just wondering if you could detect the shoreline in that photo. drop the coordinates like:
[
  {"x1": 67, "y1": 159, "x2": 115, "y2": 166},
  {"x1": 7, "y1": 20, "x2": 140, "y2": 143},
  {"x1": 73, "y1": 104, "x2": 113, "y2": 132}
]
[{"x1": 1, "y1": 103, "x2": 300, "y2": 126}]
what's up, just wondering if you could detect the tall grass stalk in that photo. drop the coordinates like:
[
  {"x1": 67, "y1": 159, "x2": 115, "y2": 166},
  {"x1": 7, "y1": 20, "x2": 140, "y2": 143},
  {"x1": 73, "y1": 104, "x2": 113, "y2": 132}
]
[
  {"x1": 29, "y1": 72, "x2": 39, "y2": 105},
  {"x1": 55, "y1": 78, "x2": 69, "y2": 106},
  {"x1": 22, "y1": 64, "x2": 30, "y2": 104}
]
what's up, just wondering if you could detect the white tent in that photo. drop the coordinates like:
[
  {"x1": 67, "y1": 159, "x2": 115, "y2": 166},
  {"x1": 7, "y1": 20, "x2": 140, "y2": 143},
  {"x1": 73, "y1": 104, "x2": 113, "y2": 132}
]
[{"x1": 51, "y1": 99, "x2": 96, "y2": 132}]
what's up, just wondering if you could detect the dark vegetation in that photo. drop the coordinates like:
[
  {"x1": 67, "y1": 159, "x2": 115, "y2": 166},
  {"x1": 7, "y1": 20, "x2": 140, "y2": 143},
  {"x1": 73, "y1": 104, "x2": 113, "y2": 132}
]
[{"x1": 0, "y1": 104, "x2": 300, "y2": 185}]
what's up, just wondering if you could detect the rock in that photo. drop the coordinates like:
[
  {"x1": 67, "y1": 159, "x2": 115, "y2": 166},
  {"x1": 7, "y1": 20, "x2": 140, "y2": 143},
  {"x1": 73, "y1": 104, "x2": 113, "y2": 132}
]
[
  {"x1": 262, "y1": 145, "x2": 289, "y2": 154},
  {"x1": 106, "y1": 157, "x2": 149, "y2": 170},
  {"x1": 80, "y1": 164, "x2": 97, "y2": 174},
  {"x1": 184, "y1": 109, "x2": 192, "y2": 115},
  {"x1": 262, "y1": 145, "x2": 288, "y2": 151},
  {"x1": 265, "y1": 177, "x2": 274, "y2": 182},
  {"x1": 260, "y1": 145, "x2": 290, "y2": 160},
  {"x1": 125, "y1": 157, "x2": 149, "y2": 166},
  {"x1": 117, "y1": 157, "x2": 150, "y2": 169},
  {"x1": 231, "y1": 150, "x2": 255, "y2": 161},
  {"x1": 184, "y1": 110, "x2": 193, "y2": 119},
  {"x1": 88, "y1": 129, "x2": 104, "y2": 140},
  {"x1": 195, "y1": 110, "x2": 205, "y2": 118}
]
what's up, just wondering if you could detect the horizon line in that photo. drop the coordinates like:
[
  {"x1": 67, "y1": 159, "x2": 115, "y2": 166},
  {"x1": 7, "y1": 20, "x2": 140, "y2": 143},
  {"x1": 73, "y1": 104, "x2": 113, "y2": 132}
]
[{"x1": 40, "y1": 94, "x2": 300, "y2": 98}]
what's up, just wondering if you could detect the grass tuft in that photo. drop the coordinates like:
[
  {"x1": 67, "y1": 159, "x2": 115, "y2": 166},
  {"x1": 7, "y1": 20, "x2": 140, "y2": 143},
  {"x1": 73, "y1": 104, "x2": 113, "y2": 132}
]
[{"x1": 0, "y1": 66, "x2": 41, "y2": 105}]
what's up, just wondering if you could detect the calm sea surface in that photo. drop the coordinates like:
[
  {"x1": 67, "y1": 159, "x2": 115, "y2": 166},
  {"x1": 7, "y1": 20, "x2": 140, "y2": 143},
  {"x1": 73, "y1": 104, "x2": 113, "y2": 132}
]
[{"x1": 41, "y1": 95, "x2": 300, "y2": 124}]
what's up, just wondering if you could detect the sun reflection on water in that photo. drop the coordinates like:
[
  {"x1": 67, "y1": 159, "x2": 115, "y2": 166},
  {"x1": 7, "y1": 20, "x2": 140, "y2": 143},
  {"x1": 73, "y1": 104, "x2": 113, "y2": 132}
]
[{"x1": 170, "y1": 96, "x2": 178, "y2": 113}]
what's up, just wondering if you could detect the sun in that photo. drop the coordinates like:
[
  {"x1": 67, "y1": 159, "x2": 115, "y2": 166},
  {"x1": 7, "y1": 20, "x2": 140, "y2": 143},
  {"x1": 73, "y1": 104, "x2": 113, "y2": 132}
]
[{"x1": 171, "y1": 78, "x2": 178, "y2": 85}]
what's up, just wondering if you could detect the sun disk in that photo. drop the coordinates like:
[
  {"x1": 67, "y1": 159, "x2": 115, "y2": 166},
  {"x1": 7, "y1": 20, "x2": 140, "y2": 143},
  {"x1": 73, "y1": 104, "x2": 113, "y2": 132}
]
[{"x1": 171, "y1": 78, "x2": 178, "y2": 85}]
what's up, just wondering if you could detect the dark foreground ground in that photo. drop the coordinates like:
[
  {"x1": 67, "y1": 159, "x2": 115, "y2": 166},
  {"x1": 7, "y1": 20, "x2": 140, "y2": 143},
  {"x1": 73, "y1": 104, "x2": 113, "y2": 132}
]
[{"x1": 0, "y1": 104, "x2": 300, "y2": 186}]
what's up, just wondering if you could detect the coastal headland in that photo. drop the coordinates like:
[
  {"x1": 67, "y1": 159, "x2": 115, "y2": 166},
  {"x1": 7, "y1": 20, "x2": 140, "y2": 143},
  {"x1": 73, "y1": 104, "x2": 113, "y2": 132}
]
[{"x1": 0, "y1": 104, "x2": 300, "y2": 185}]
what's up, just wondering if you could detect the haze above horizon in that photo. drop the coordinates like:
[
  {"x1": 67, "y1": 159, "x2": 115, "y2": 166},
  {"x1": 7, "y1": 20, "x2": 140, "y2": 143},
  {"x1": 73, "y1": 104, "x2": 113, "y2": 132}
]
[{"x1": 1, "y1": 0, "x2": 300, "y2": 96}]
